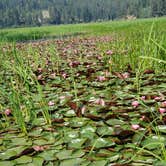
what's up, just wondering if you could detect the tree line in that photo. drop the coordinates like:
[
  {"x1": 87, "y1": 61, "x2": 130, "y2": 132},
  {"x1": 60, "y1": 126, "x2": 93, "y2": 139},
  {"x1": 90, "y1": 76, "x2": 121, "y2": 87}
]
[{"x1": 0, "y1": 0, "x2": 166, "y2": 28}]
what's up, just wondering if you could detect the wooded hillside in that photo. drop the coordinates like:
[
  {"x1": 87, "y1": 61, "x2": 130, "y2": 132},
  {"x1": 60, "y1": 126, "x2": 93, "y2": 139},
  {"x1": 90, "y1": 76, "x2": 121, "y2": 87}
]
[{"x1": 0, "y1": 0, "x2": 165, "y2": 28}]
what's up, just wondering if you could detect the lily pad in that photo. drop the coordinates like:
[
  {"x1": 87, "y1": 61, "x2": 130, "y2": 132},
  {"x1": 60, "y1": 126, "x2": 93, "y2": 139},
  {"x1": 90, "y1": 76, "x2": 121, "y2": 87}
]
[
  {"x1": 0, "y1": 161, "x2": 14, "y2": 166},
  {"x1": 59, "y1": 158, "x2": 85, "y2": 166},
  {"x1": 106, "y1": 119, "x2": 125, "y2": 126},
  {"x1": 32, "y1": 157, "x2": 44, "y2": 166},
  {"x1": 89, "y1": 160, "x2": 108, "y2": 166},
  {"x1": 15, "y1": 155, "x2": 32, "y2": 164},
  {"x1": 141, "y1": 135, "x2": 165, "y2": 150},
  {"x1": 33, "y1": 139, "x2": 49, "y2": 145},
  {"x1": 92, "y1": 138, "x2": 115, "y2": 148},
  {"x1": 69, "y1": 117, "x2": 88, "y2": 127},
  {"x1": 10, "y1": 137, "x2": 32, "y2": 146},
  {"x1": 64, "y1": 130, "x2": 79, "y2": 143},
  {"x1": 68, "y1": 138, "x2": 87, "y2": 149},
  {"x1": 156, "y1": 125, "x2": 166, "y2": 134},
  {"x1": 56, "y1": 150, "x2": 72, "y2": 160},
  {"x1": 0, "y1": 146, "x2": 26, "y2": 160},
  {"x1": 38, "y1": 150, "x2": 58, "y2": 161},
  {"x1": 80, "y1": 125, "x2": 96, "y2": 139},
  {"x1": 96, "y1": 126, "x2": 114, "y2": 136}
]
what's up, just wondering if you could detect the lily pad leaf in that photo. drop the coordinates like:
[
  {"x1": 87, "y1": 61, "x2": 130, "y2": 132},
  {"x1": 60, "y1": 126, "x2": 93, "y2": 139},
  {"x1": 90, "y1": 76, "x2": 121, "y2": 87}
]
[
  {"x1": 64, "y1": 130, "x2": 79, "y2": 143},
  {"x1": 71, "y1": 149, "x2": 85, "y2": 158},
  {"x1": 109, "y1": 154, "x2": 120, "y2": 162},
  {"x1": 69, "y1": 117, "x2": 88, "y2": 127},
  {"x1": 15, "y1": 155, "x2": 32, "y2": 164},
  {"x1": 33, "y1": 139, "x2": 49, "y2": 146},
  {"x1": 59, "y1": 158, "x2": 85, "y2": 166},
  {"x1": 80, "y1": 126, "x2": 96, "y2": 139},
  {"x1": 0, "y1": 161, "x2": 14, "y2": 166},
  {"x1": 10, "y1": 137, "x2": 32, "y2": 146},
  {"x1": 106, "y1": 119, "x2": 125, "y2": 126},
  {"x1": 56, "y1": 150, "x2": 72, "y2": 160},
  {"x1": 141, "y1": 135, "x2": 165, "y2": 150},
  {"x1": 90, "y1": 160, "x2": 108, "y2": 166},
  {"x1": 38, "y1": 150, "x2": 58, "y2": 161},
  {"x1": 156, "y1": 125, "x2": 166, "y2": 134},
  {"x1": 93, "y1": 138, "x2": 115, "y2": 148},
  {"x1": 0, "y1": 150, "x2": 17, "y2": 160},
  {"x1": 68, "y1": 138, "x2": 87, "y2": 149},
  {"x1": 97, "y1": 126, "x2": 114, "y2": 136},
  {"x1": 32, "y1": 157, "x2": 44, "y2": 166}
]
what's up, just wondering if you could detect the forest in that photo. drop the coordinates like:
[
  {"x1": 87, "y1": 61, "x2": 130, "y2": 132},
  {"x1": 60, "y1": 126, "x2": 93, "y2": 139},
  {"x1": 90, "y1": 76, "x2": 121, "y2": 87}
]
[{"x1": 0, "y1": 0, "x2": 166, "y2": 28}]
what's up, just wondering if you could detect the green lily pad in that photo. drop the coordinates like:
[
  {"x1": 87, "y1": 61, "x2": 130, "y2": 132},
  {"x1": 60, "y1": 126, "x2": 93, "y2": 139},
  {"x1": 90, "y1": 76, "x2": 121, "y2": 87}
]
[
  {"x1": 97, "y1": 126, "x2": 114, "y2": 136},
  {"x1": 141, "y1": 135, "x2": 165, "y2": 150},
  {"x1": 69, "y1": 117, "x2": 88, "y2": 127},
  {"x1": 156, "y1": 125, "x2": 166, "y2": 134},
  {"x1": 45, "y1": 162, "x2": 54, "y2": 166},
  {"x1": 56, "y1": 150, "x2": 72, "y2": 160},
  {"x1": 33, "y1": 139, "x2": 49, "y2": 145},
  {"x1": 0, "y1": 161, "x2": 14, "y2": 166},
  {"x1": 154, "y1": 161, "x2": 166, "y2": 166},
  {"x1": 10, "y1": 137, "x2": 32, "y2": 146},
  {"x1": 80, "y1": 161, "x2": 91, "y2": 166},
  {"x1": 80, "y1": 125, "x2": 96, "y2": 139},
  {"x1": 68, "y1": 138, "x2": 87, "y2": 148},
  {"x1": 28, "y1": 128, "x2": 43, "y2": 137},
  {"x1": 32, "y1": 157, "x2": 44, "y2": 166},
  {"x1": 106, "y1": 119, "x2": 125, "y2": 126},
  {"x1": 64, "y1": 109, "x2": 76, "y2": 117},
  {"x1": 38, "y1": 150, "x2": 58, "y2": 161},
  {"x1": 15, "y1": 155, "x2": 32, "y2": 164},
  {"x1": 109, "y1": 154, "x2": 120, "y2": 162},
  {"x1": 0, "y1": 139, "x2": 3, "y2": 145},
  {"x1": 0, "y1": 149, "x2": 17, "y2": 160},
  {"x1": 71, "y1": 149, "x2": 85, "y2": 158},
  {"x1": 92, "y1": 138, "x2": 115, "y2": 148},
  {"x1": 64, "y1": 130, "x2": 79, "y2": 143},
  {"x1": 59, "y1": 158, "x2": 85, "y2": 166},
  {"x1": 89, "y1": 160, "x2": 108, "y2": 166},
  {"x1": 132, "y1": 132, "x2": 145, "y2": 144}
]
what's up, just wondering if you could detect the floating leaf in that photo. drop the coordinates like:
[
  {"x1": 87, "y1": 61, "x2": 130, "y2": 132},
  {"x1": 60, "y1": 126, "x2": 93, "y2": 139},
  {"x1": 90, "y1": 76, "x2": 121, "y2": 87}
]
[
  {"x1": 108, "y1": 154, "x2": 120, "y2": 162},
  {"x1": 26, "y1": 157, "x2": 44, "y2": 166},
  {"x1": 69, "y1": 117, "x2": 88, "y2": 127},
  {"x1": 59, "y1": 158, "x2": 85, "y2": 166},
  {"x1": 10, "y1": 137, "x2": 32, "y2": 146},
  {"x1": 64, "y1": 130, "x2": 79, "y2": 143},
  {"x1": 56, "y1": 150, "x2": 72, "y2": 160},
  {"x1": 14, "y1": 155, "x2": 32, "y2": 164},
  {"x1": 106, "y1": 119, "x2": 125, "y2": 126},
  {"x1": 0, "y1": 149, "x2": 17, "y2": 160},
  {"x1": 92, "y1": 138, "x2": 115, "y2": 149},
  {"x1": 71, "y1": 149, "x2": 85, "y2": 158},
  {"x1": 80, "y1": 125, "x2": 96, "y2": 139},
  {"x1": 96, "y1": 126, "x2": 114, "y2": 136},
  {"x1": 68, "y1": 138, "x2": 87, "y2": 149},
  {"x1": 38, "y1": 150, "x2": 58, "y2": 161},
  {"x1": 141, "y1": 135, "x2": 165, "y2": 150},
  {"x1": 33, "y1": 139, "x2": 49, "y2": 146},
  {"x1": 156, "y1": 125, "x2": 166, "y2": 134},
  {"x1": 90, "y1": 160, "x2": 108, "y2": 166},
  {"x1": 0, "y1": 161, "x2": 14, "y2": 166}
]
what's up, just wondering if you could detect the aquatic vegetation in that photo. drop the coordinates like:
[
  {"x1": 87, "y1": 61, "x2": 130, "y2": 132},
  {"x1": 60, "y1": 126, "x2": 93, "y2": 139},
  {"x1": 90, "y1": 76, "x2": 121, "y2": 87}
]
[{"x1": 0, "y1": 18, "x2": 166, "y2": 165}]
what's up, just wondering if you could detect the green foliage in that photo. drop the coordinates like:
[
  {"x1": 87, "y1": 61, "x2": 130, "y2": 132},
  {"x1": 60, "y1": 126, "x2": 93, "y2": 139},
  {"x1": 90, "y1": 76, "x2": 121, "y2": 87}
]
[{"x1": 0, "y1": 18, "x2": 166, "y2": 165}]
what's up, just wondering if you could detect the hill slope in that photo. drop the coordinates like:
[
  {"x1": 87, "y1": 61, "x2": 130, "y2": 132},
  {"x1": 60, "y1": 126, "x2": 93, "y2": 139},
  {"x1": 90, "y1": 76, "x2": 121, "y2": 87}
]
[{"x1": 0, "y1": 0, "x2": 166, "y2": 28}]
